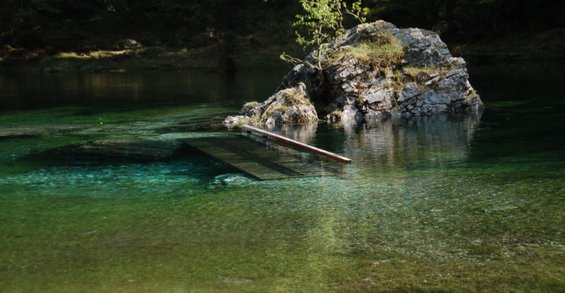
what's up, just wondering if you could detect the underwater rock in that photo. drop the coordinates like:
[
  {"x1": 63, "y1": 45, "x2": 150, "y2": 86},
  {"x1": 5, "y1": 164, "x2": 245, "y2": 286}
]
[
  {"x1": 209, "y1": 173, "x2": 254, "y2": 187},
  {"x1": 45, "y1": 139, "x2": 184, "y2": 162}
]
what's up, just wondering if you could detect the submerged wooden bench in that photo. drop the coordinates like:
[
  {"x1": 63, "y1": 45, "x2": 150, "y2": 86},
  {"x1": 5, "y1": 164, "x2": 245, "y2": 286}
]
[{"x1": 181, "y1": 127, "x2": 350, "y2": 180}]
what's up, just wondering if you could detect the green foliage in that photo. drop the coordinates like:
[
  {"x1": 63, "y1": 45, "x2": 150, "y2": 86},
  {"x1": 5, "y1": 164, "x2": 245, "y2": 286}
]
[
  {"x1": 293, "y1": 0, "x2": 369, "y2": 51},
  {"x1": 2, "y1": 0, "x2": 562, "y2": 65},
  {"x1": 283, "y1": 0, "x2": 369, "y2": 68},
  {"x1": 279, "y1": 52, "x2": 303, "y2": 65},
  {"x1": 0, "y1": 0, "x2": 284, "y2": 50}
]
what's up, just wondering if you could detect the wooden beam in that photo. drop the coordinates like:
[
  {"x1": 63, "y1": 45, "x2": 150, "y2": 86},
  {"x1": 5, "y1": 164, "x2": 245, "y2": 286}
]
[{"x1": 242, "y1": 125, "x2": 352, "y2": 163}]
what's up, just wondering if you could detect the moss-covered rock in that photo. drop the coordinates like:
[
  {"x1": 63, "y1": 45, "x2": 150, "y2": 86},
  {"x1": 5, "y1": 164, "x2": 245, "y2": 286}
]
[
  {"x1": 226, "y1": 20, "x2": 483, "y2": 127},
  {"x1": 281, "y1": 20, "x2": 483, "y2": 125},
  {"x1": 223, "y1": 83, "x2": 318, "y2": 128}
]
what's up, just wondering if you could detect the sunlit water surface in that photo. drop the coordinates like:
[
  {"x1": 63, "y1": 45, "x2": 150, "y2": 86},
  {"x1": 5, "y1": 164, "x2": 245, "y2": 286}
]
[{"x1": 0, "y1": 65, "x2": 563, "y2": 292}]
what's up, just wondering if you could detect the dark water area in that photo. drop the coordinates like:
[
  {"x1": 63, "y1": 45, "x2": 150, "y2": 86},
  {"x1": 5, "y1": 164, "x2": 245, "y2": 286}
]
[
  {"x1": 467, "y1": 63, "x2": 565, "y2": 166},
  {"x1": 0, "y1": 63, "x2": 563, "y2": 292},
  {"x1": 0, "y1": 69, "x2": 287, "y2": 113}
]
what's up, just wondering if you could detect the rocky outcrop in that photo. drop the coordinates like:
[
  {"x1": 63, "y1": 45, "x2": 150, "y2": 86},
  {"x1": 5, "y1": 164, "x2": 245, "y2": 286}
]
[
  {"x1": 226, "y1": 20, "x2": 483, "y2": 127},
  {"x1": 223, "y1": 83, "x2": 318, "y2": 127}
]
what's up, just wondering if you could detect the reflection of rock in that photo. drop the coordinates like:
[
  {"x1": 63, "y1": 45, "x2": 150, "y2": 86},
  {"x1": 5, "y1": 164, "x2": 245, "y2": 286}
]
[
  {"x1": 242, "y1": 124, "x2": 318, "y2": 158},
  {"x1": 343, "y1": 112, "x2": 482, "y2": 167},
  {"x1": 223, "y1": 83, "x2": 318, "y2": 128},
  {"x1": 266, "y1": 123, "x2": 318, "y2": 145},
  {"x1": 43, "y1": 139, "x2": 184, "y2": 162}
]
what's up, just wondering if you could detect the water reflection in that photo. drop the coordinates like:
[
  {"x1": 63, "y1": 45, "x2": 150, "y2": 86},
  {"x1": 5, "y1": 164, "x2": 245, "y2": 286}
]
[
  {"x1": 244, "y1": 113, "x2": 487, "y2": 266},
  {"x1": 342, "y1": 113, "x2": 482, "y2": 169},
  {"x1": 266, "y1": 124, "x2": 318, "y2": 145},
  {"x1": 255, "y1": 112, "x2": 481, "y2": 173},
  {"x1": 0, "y1": 69, "x2": 286, "y2": 112}
]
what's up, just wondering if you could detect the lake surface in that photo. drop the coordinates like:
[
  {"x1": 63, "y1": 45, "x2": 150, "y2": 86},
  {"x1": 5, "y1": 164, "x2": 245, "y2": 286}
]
[{"x1": 0, "y1": 63, "x2": 564, "y2": 292}]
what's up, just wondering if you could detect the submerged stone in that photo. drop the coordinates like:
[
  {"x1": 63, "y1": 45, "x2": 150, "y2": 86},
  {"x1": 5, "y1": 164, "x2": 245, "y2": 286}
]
[{"x1": 43, "y1": 139, "x2": 184, "y2": 162}]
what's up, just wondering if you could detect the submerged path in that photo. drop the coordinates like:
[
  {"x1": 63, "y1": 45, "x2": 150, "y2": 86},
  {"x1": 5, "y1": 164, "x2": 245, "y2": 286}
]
[{"x1": 181, "y1": 135, "x2": 344, "y2": 180}]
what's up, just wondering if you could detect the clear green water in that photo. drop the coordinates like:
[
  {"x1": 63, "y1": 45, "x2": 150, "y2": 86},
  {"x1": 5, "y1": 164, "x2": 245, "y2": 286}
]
[{"x1": 0, "y1": 65, "x2": 564, "y2": 292}]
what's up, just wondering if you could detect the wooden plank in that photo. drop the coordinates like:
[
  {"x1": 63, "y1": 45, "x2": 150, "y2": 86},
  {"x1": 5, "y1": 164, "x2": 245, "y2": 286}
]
[
  {"x1": 242, "y1": 125, "x2": 352, "y2": 163},
  {"x1": 182, "y1": 135, "x2": 344, "y2": 180},
  {"x1": 182, "y1": 136, "x2": 310, "y2": 180}
]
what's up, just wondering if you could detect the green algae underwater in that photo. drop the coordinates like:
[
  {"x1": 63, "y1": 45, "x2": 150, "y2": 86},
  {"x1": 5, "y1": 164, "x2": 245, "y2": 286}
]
[{"x1": 0, "y1": 65, "x2": 564, "y2": 292}]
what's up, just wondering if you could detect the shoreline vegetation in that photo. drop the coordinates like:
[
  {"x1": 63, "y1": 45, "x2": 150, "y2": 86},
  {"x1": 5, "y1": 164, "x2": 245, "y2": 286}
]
[
  {"x1": 0, "y1": 41, "x2": 291, "y2": 73},
  {"x1": 1, "y1": 0, "x2": 563, "y2": 73},
  {"x1": 1, "y1": 30, "x2": 563, "y2": 74}
]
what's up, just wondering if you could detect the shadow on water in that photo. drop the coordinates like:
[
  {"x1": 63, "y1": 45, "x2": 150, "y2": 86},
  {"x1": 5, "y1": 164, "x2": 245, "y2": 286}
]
[{"x1": 466, "y1": 61, "x2": 565, "y2": 164}]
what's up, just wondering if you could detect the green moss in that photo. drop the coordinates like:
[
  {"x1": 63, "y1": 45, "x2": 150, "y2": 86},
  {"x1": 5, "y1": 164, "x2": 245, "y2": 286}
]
[
  {"x1": 282, "y1": 88, "x2": 308, "y2": 104},
  {"x1": 263, "y1": 103, "x2": 291, "y2": 118},
  {"x1": 389, "y1": 68, "x2": 405, "y2": 92},
  {"x1": 402, "y1": 65, "x2": 451, "y2": 79},
  {"x1": 400, "y1": 65, "x2": 454, "y2": 93},
  {"x1": 243, "y1": 101, "x2": 260, "y2": 108},
  {"x1": 331, "y1": 32, "x2": 404, "y2": 68},
  {"x1": 465, "y1": 88, "x2": 479, "y2": 98},
  {"x1": 261, "y1": 88, "x2": 309, "y2": 119},
  {"x1": 236, "y1": 113, "x2": 261, "y2": 126},
  {"x1": 241, "y1": 101, "x2": 260, "y2": 114},
  {"x1": 403, "y1": 66, "x2": 436, "y2": 77}
]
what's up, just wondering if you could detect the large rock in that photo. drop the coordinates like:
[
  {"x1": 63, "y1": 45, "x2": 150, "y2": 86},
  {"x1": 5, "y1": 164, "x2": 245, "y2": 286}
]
[{"x1": 228, "y1": 20, "x2": 483, "y2": 127}]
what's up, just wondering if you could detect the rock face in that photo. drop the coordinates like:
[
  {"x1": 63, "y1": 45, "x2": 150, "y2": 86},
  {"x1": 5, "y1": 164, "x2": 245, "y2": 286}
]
[
  {"x1": 223, "y1": 83, "x2": 318, "y2": 127},
  {"x1": 226, "y1": 20, "x2": 483, "y2": 127}
]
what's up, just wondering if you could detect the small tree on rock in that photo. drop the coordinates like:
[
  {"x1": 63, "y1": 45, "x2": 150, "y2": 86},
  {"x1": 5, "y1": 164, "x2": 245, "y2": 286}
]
[{"x1": 281, "y1": 0, "x2": 369, "y2": 68}]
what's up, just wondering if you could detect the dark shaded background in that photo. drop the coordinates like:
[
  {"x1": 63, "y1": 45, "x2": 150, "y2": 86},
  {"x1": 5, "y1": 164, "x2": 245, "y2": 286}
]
[{"x1": 1, "y1": 0, "x2": 563, "y2": 61}]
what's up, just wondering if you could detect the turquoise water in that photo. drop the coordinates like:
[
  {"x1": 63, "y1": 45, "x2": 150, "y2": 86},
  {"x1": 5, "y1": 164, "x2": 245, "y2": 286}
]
[{"x1": 0, "y1": 65, "x2": 564, "y2": 292}]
